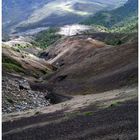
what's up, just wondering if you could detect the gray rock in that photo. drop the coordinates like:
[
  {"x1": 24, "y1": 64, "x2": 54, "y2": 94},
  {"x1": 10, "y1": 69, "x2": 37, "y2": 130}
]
[{"x1": 19, "y1": 80, "x2": 30, "y2": 90}]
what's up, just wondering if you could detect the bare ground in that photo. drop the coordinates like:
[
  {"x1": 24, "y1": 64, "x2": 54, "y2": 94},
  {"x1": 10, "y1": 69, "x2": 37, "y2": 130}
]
[
  {"x1": 2, "y1": 86, "x2": 138, "y2": 140},
  {"x1": 2, "y1": 33, "x2": 138, "y2": 140}
]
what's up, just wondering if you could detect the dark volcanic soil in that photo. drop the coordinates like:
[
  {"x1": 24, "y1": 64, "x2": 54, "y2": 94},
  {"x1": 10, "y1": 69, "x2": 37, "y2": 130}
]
[
  {"x1": 3, "y1": 99, "x2": 138, "y2": 140},
  {"x1": 41, "y1": 35, "x2": 138, "y2": 95},
  {"x1": 2, "y1": 33, "x2": 138, "y2": 140}
]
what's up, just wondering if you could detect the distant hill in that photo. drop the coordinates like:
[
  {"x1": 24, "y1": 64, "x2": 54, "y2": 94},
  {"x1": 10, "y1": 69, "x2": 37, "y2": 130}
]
[
  {"x1": 110, "y1": 16, "x2": 138, "y2": 33},
  {"x1": 82, "y1": 0, "x2": 138, "y2": 31},
  {"x1": 2, "y1": 0, "x2": 51, "y2": 33},
  {"x1": 2, "y1": 0, "x2": 127, "y2": 34}
]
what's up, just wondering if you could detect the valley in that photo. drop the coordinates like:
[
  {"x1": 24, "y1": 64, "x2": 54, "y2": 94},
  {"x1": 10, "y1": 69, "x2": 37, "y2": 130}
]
[
  {"x1": 2, "y1": 0, "x2": 138, "y2": 139},
  {"x1": 2, "y1": 31, "x2": 138, "y2": 139}
]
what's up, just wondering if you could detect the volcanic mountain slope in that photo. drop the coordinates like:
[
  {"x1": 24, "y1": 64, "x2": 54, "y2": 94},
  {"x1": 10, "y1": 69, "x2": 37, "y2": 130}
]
[
  {"x1": 3, "y1": 97, "x2": 138, "y2": 140},
  {"x1": 2, "y1": 0, "x2": 138, "y2": 138},
  {"x1": 2, "y1": 37, "x2": 57, "y2": 114},
  {"x1": 2, "y1": 34, "x2": 138, "y2": 138},
  {"x1": 2, "y1": 32, "x2": 138, "y2": 140},
  {"x1": 2, "y1": 37, "x2": 55, "y2": 78},
  {"x1": 40, "y1": 33, "x2": 138, "y2": 95}
]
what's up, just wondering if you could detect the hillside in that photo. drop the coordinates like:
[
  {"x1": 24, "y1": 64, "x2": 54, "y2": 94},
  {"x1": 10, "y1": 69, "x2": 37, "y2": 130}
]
[
  {"x1": 38, "y1": 33, "x2": 138, "y2": 95},
  {"x1": 2, "y1": 43, "x2": 54, "y2": 78},
  {"x1": 2, "y1": 0, "x2": 138, "y2": 139},
  {"x1": 2, "y1": 37, "x2": 58, "y2": 113},
  {"x1": 82, "y1": 0, "x2": 138, "y2": 31},
  {"x1": 2, "y1": 33, "x2": 138, "y2": 139},
  {"x1": 2, "y1": 0, "x2": 127, "y2": 34},
  {"x1": 2, "y1": 0, "x2": 51, "y2": 32}
]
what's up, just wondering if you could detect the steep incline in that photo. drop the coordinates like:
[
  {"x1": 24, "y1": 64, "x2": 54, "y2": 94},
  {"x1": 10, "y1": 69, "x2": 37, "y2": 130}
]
[
  {"x1": 2, "y1": 39, "x2": 56, "y2": 114},
  {"x1": 40, "y1": 34, "x2": 138, "y2": 95}
]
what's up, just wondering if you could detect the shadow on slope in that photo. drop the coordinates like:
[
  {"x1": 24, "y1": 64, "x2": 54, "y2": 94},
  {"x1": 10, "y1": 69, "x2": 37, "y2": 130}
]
[{"x1": 41, "y1": 33, "x2": 138, "y2": 95}]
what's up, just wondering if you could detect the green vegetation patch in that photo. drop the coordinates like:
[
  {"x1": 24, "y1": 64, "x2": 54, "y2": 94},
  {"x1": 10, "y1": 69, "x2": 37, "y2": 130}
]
[
  {"x1": 2, "y1": 55, "x2": 24, "y2": 73},
  {"x1": 3, "y1": 55, "x2": 21, "y2": 66},
  {"x1": 110, "y1": 17, "x2": 138, "y2": 33},
  {"x1": 81, "y1": 0, "x2": 138, "y2": 34},
  {"x1": 35, "y1": 28, "x2": 62, "y2": 49},
  {"x1": 3, "y1": 63, "x2": 24, "y2": 73},
  {"x1": 83, "y1": 111, "x2": 93, "y2": 116},
  {"x1": 82, "y1": 0, "x2": 138, "y2": 28}
]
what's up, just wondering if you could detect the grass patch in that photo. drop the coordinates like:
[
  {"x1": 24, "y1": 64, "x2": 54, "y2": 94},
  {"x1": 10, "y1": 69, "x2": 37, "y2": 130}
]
[
  {"x1": 3, "y1": 63, "x2": 24, "y2": 73},
  {"x1": 83, "y1": 111, "x2": 93, "y2": 116},
  {"x1": 2, "y1": 55, "x2": 25, "y2": 73},
  {"x1": 35, "y1": 27, "x2": 62, "y2": 49},
  {"x1": 3, "y1": 55, "x2": 21, "y2": 66}
]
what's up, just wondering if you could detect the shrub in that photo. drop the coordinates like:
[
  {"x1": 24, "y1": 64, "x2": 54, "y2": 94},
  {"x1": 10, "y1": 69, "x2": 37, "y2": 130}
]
[
  {"x1": 2, "y1": 63, "x2": 24, "y2": 73},
  {"x1": 83, "y1": 111, "x2": 93, "y2": 116},
  {"x1": 35, "y1": 27, "x2": 62, "y2": 49},
  {"x1": 2, "y1": 55, "x2": 21, "y2": 67}
]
